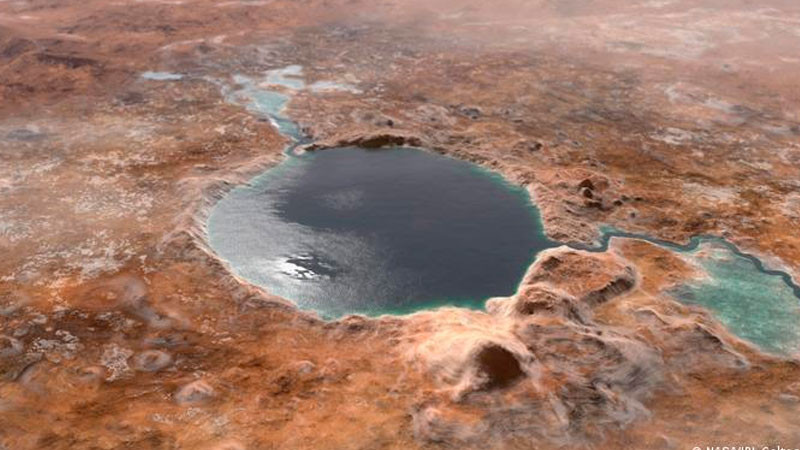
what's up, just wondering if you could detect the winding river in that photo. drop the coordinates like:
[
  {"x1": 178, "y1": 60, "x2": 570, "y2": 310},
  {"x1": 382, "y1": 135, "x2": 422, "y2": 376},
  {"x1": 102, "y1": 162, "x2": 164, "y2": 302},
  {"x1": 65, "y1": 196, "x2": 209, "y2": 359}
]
[{"x1": 143, "y1": 66, "x2": 800, "y2": 356}]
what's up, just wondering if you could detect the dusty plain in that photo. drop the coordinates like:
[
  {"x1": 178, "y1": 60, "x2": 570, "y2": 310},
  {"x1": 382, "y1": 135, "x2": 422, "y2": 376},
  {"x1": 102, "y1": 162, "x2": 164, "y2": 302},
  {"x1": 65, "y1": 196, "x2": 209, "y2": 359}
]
[{"x1": 1, "y1": 0, "x2": 800, "y2": 448}]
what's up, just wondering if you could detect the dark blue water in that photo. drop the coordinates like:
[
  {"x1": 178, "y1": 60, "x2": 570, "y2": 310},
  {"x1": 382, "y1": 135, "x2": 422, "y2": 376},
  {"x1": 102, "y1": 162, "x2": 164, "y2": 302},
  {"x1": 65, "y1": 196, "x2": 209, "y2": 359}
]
[{"x1": 208, "y1": 146, "x2": 553, "y2": 318}]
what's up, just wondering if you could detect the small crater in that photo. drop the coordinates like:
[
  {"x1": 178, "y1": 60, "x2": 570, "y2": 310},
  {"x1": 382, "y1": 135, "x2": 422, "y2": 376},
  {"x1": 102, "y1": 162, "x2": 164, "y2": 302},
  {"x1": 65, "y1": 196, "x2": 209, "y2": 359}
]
[{"x1": 475, "y1": 344, "x2": 524, "y2": 390}]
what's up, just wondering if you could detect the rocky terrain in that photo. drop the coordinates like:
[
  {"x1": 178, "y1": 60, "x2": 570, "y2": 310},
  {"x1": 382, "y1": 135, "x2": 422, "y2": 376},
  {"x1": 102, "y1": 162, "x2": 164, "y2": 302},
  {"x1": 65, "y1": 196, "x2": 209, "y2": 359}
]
[{"x1": 1, "y1": 0, "x2": 800, "y2": 448}]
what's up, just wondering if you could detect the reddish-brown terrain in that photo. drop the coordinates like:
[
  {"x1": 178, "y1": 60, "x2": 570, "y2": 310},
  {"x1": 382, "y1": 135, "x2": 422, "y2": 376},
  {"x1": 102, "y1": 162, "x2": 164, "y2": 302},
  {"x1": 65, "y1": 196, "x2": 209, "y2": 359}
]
[{"x1": 1, "y1": 0, "x2": 800, "y2": 448}]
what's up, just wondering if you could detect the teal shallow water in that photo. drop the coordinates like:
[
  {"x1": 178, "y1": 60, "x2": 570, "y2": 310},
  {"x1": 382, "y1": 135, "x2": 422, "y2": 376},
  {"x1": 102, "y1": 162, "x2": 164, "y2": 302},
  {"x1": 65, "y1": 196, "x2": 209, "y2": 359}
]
[
  {"x1": 671, "y1": 243, "x2": 800, "y2": 356},
  {"x1": 576, "y1": 230, "x2": 800, "y2": 356},
  {"x1": 190, "y1": 67, "x2": 800, "y2": 356}
]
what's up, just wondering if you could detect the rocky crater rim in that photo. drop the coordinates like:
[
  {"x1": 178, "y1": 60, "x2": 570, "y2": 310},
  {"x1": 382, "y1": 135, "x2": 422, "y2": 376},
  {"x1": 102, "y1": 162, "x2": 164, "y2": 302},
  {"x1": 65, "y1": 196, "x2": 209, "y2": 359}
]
[{"x1": 184, "y1": 131, "x2": 559, "y2": 323}]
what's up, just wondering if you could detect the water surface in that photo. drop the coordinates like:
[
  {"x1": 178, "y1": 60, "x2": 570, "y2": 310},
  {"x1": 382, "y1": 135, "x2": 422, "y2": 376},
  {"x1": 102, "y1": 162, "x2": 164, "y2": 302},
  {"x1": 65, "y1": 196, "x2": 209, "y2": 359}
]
[
  {"x1": 208, "y1": 146, "x2": 552, "y2": 318},
  {"x1": 670, "y1": 242, "x2": 800, "y2": 356},
  {"x1": 141, "y1": 71, "x2": 184, "y2": 81},
  {"x1": 581, "y1": 230, "x2": 800, "y2": 356}
]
